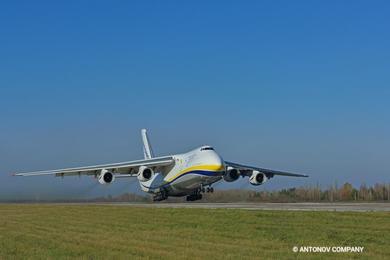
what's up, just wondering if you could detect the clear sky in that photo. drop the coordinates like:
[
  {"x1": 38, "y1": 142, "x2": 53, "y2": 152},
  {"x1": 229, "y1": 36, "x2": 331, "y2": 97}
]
[{"x1": 1, "y1": 1, "x2": 389, "y2": 200}]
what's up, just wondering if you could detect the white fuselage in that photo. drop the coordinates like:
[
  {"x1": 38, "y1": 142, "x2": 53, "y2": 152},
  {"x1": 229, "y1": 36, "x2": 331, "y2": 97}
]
[{"x1": 139, "y1": 146, "x2": 225, "y2": 196}]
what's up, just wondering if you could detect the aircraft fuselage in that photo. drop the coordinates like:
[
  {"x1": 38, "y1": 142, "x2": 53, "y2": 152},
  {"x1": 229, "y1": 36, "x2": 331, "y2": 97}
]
[{"x1": 139, "y1": 146, "x2": 225, "y2": 199}]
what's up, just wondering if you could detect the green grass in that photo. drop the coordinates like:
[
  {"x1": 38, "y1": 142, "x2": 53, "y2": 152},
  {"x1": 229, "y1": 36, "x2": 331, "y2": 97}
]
[{"x1": 0, "y1": 205, "x2": 389, "y2": 259}]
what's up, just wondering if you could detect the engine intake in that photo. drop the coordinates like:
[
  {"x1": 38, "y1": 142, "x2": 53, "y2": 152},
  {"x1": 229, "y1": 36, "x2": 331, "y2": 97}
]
[
  {"x1": 249, "y1": 171, "x2": 268, "y2": 186},
  {"x1": 223, "y1": 167, "x2": 240, "y2": 182},
  {"x1": 98, "y1": 169, "x2": 115, "y2": 185},
  {"x1": 137, "y1": 166, "x2": 154, "y2": 182}
]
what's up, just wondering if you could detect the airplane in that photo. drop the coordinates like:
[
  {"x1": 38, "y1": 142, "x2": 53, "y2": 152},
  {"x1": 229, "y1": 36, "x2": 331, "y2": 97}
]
[{"x1": 14, "y1": 129, "x2": 308, "y2": 201}]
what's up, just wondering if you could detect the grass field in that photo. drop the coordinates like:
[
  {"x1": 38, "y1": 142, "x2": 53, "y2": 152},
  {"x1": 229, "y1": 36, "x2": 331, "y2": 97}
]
[{"x1": 0, "y1": 205, "x2": 389, "y2": 259}]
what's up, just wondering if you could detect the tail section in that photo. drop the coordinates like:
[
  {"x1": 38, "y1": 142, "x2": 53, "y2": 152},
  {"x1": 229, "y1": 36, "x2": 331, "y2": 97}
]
[{"x1": 141, "y1": 129, "x2": 154, "y2": 159}]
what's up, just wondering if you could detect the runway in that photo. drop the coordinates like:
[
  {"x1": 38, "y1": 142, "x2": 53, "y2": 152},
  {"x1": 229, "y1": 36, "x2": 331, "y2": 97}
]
[{"x1": 103, "y1": 202, "x2": 390, "y2": 212}]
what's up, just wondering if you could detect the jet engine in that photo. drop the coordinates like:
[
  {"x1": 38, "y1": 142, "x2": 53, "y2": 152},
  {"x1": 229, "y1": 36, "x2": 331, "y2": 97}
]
[
  {"x1": 137, "y1": 166, "x2": 154, "y2": 182},
  {"x1": 249, "y1": 171, "x2": 268, "y2": 186},
  {"x1": 98, "y1": 169, "x2": 115, "y2": 185},
  {"x1": 223, "y1": 167, "x2": 240, "y2": 182}
]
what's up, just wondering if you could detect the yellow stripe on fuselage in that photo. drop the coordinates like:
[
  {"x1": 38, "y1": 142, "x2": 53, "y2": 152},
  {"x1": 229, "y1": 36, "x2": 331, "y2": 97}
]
[{"x1": 165, "y1": 164, "x2": 225, "y2": 183}]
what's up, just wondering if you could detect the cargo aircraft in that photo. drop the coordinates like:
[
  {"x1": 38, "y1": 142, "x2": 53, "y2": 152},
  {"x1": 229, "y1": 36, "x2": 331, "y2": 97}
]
[{"x1": 14, "y1": 129, "x2": 308, "y2": 201}]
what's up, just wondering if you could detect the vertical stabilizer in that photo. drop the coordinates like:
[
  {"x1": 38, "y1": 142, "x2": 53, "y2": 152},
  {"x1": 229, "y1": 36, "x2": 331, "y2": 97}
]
[{"x1": 141, "y1": 129, "x2": 154, "y2": 159}]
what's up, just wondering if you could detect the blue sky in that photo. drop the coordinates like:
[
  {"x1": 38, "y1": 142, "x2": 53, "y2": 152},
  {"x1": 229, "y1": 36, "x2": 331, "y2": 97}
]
[{"x1": 1, "y1": 1, "x2": 389, "y2": 200}]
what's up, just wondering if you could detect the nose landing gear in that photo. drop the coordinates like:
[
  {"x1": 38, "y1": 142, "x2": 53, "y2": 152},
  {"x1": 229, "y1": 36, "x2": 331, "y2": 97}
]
[
  {"x1": 206, "y1": 187, "x2": 214, "y2": 193},
  {"x1": 201, "y1": 185, "x2": 214, "y2": 193}
]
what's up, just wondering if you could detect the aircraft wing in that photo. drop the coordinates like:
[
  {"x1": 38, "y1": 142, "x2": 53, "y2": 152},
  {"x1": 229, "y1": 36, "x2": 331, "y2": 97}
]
[
  {"x1": 13, "y1": 156, "x2": 174, "y2": 177},
  {"x1": 224, "y1": 161, "x2": 308, "y2": 178}
]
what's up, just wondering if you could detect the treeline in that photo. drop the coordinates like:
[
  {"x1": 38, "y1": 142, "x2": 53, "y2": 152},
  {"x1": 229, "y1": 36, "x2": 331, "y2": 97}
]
[
  {"x1": 199, "y1": 183, "x2": 390, "y2": 203},
  {"x1": 91, "y1": 182, "x2": 390, "y2": 203},
  {"x1": 4, "y1": 183, "x2": 390, "y2": 203}
]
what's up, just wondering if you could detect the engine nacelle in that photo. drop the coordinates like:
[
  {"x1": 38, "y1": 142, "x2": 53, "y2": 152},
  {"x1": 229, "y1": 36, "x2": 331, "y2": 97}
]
[
  {"x1": 223, "y1": 167, "x2": 240, "y2": 182},
  {"x1": 137, "y1": 166, "x2": 154, "y2": 182},
  {"x1": 249, "y1": 171, "x2": 268, "y2": 186},
  {"x1": 98, "y1": 169, "x2": 115, "y2": 185}
]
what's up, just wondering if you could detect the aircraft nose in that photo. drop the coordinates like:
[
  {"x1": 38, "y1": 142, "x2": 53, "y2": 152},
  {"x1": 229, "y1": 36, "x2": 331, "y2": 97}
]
[{"x1": 212, "y1": 152, "x2": 225, "y2": 170}]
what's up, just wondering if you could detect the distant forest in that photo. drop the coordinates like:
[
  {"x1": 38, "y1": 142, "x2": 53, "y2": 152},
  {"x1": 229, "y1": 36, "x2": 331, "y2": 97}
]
[
  {"x1": 90, "y1": 182, "x2": 390, "y2": 203},
  {"x1": 5, "y1": 182, "x2": 390, "y2": 203}
]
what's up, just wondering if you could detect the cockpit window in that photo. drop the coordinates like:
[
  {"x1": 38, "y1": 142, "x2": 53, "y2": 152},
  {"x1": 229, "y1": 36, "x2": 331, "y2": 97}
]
[{"x1": 201, "y1": 147, "x2": 214, "y2": 151}]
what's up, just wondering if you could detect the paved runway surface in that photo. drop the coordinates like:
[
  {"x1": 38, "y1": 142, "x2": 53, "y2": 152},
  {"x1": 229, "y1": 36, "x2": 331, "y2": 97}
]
[{"x1": 103, "y1": 202, "x2": 390, "y2": 212}]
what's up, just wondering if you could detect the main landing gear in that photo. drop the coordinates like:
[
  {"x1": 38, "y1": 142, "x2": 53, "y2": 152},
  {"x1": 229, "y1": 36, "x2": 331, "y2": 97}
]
[
  {"x1": 186, "y1": 186, "x2": 214, "y2": 201},
  {"x1": 186, "y1": 193, "x2": 202, "y2": 201},
  {"x1": 153, "y1": 189, "x2": 168, "y2": 202}
]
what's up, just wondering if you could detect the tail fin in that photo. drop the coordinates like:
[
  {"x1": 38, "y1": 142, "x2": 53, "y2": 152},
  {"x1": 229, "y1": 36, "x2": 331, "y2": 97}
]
[{"x1": 141, "y1": 129, "x2": 154, "y2": 159}]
